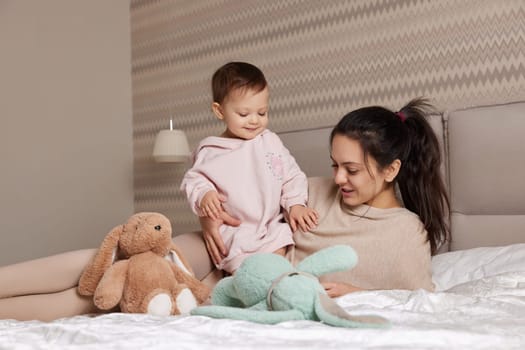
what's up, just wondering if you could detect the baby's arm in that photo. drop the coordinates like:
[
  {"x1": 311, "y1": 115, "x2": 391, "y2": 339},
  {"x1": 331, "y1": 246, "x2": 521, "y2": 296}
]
[
  {"x1": 288, "y1": 204, "x2": 318, "y2": 232},
  {"x1": 269, "y1": 132, "x2": 318, "y2": 231},
  {"x1": 180, "y1": 148, "x2": 219, "y2": 217}
]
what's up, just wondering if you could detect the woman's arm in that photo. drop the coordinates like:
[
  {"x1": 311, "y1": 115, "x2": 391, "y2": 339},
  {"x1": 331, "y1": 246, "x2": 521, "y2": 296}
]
[{"x1": 321, "y1": 282, "x2": 363, "y2": 297}]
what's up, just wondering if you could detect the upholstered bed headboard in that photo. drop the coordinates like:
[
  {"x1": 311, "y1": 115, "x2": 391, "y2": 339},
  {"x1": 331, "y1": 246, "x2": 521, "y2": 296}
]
[
  {"x1": 446, "y1": 102, "x2": 525, "y2": 250},
  {"x1": 279, "y1": 127, "x2": 333, "y2": 178},
  {"x1": 279, "y1": 102, "x2": 525, "y2": 252}
]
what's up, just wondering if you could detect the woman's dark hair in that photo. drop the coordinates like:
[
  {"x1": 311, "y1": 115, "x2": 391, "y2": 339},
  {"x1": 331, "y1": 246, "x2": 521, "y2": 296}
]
[
  {"x1": 211, "y1": 62, "x2": 267, "y2": 104},
  {"x1": 330, "y1": 97, "x2": 449, "y2": 254}
]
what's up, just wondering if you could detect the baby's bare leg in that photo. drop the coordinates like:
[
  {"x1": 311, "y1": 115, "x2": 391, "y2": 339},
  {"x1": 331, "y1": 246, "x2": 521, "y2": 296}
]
[
  {"x1": 273, "y1": 247, "x2": 287, "y2": 256},
  {"x1": 0, "y1": 248, "x2": 96, "y2": 299},
  {"x1": 0, "y1": 287, "x2": 98, "y2": 321}
]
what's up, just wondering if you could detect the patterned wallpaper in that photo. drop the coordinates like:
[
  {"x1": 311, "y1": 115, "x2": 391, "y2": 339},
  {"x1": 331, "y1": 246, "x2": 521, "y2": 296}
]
[{"x1": 130, "y1": 0, "x2": 525, "y2": 233}]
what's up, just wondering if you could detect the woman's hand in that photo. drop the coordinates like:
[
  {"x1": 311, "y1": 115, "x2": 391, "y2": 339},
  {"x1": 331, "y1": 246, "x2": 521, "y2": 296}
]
[
  {"x1": 199, "y1": 210, "x2": 240, "y2": 266},
  {"x1": 321, "y1": 282, "x2": 362, "y2": 297}
]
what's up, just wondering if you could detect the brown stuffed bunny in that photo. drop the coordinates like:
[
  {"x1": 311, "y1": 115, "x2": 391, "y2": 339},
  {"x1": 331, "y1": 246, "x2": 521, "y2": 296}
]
[{"x1": 78, "y1": 212, "x2": 210, "y2": 316}]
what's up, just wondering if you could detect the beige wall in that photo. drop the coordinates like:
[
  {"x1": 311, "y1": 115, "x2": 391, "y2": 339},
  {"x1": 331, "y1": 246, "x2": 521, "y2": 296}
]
[{"x1": 0, "y1": 0, "x2": 134, "y2": 265}]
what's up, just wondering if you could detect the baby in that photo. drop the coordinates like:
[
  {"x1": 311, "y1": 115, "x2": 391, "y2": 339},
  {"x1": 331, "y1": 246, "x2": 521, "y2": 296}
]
[{"x1": 181, "y1": 61, "x2": 318, "y2": 273}]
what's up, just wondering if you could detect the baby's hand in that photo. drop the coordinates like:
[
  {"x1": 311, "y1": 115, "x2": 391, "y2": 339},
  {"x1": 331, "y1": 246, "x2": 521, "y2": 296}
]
[
  {"x1": 199, "y1": 191, "x2": 223, "y2": 220},
  {"x1": 288, "y1": 205, "x2": 318, "y2": 232}
]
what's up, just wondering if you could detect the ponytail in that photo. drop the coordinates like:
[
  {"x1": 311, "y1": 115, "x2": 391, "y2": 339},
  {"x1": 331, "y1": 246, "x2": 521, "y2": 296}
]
[{"x1": 396, "y1": 98, "x2": 449, "y2": 254}]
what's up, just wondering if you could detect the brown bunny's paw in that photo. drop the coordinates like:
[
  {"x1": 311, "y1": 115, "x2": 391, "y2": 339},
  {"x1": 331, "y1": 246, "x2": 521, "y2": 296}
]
[
  {"x1": 175, "y1": 287, "x2": 198, "y2": 315},
  {"x1": 146, "y1": 293, "x2": 173, "y2": 316},
  {"x1": 141, "y1": 288, "x2": 174, "y2": 316}
]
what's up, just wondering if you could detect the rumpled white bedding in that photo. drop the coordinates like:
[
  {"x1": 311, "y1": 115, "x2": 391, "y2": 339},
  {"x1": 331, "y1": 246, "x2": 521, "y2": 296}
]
[{"x1": 2, "y1": 244, "x2": 525, "y2": 350}]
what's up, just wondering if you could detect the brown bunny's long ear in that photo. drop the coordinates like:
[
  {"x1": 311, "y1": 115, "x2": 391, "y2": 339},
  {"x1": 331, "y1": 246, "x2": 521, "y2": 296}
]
[
  {"x1": 78, "y1": 225, "x2": 123, "y2": 296},
  {"x1": 167, "y1": 242, "x2": 195, "y2": 277},
  {"x1": 167, "y1": 243, "x2": 211, "y2": 304}
]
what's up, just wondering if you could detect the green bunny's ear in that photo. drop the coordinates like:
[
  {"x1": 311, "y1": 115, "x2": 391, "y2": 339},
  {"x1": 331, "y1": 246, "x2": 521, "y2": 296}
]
[
  {"x1": 314, "y1": 293, "x2": 390, "y2": 328},
  {"x1": 210, "y1": 276, "x2": 243, "y2": 307},
  {"x1": 191, "y1": 305, "x2": 305, "y2": 324},
  {"x1": 297, "y1": 245, "x2": 358, "y2": 277}
]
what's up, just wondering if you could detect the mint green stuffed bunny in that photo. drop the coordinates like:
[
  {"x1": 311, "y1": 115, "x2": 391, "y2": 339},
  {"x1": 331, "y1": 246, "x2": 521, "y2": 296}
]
[{"x1": 191, "y1": 245, "x2": 388, "y2": 328}]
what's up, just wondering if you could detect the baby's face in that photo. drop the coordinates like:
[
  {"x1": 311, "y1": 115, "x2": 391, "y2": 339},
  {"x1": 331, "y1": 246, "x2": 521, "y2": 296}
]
[{"x1": 216, "y1": 87, "x2": 269, "y2": 140}]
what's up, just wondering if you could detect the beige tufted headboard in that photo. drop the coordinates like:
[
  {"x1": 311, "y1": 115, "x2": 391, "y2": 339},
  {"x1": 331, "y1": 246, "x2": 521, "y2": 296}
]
[
  {"x1": 279, "y1": 101, "x2": 525, "y2": 252},
  {"x1": 446, "y1": 102, "x2": 525, "y2": 250}
]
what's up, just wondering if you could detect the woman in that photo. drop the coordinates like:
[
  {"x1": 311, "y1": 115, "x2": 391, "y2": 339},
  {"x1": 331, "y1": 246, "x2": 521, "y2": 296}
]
[{"x1": 0, "y1": 97, "x2": 449, "y2": 320}]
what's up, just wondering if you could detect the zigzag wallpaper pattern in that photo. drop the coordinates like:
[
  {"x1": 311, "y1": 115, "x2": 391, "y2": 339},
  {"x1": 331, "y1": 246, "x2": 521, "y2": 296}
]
[{"x1": 131, "y1": 0, "x2": 525, "y2": 233}]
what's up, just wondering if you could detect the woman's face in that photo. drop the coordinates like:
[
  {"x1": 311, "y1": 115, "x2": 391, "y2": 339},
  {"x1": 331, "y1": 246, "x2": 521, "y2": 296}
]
[{"x1": 330, "y1": 133, "x2": 395, "y2": 208}]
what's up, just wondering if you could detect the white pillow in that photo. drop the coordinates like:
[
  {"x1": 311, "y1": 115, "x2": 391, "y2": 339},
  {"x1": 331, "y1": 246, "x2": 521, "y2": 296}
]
[{"x1": 431, "y1": 243, "x2": 525, "y2": 291}]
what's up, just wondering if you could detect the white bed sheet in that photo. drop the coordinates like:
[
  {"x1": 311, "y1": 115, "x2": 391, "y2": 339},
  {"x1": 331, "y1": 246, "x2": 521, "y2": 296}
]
[{"x1": 2, "y1": 244, "x2": 525, "y2": 350}]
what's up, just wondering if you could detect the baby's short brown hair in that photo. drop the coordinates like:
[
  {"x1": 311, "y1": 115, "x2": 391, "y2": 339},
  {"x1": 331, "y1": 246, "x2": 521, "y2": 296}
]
[{"x1": 212, "y1": 62, "x2": 267, "y2": 104}]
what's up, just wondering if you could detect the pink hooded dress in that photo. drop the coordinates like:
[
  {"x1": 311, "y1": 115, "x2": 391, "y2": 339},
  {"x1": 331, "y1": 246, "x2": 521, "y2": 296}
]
[{"x1": 180, "y1": 129, "x2": 308, "y2": 272}]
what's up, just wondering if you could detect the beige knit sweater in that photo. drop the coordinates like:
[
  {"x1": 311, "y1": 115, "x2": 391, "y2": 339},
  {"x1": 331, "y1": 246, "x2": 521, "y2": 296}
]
[{"x1": 288, "y1": 177, "x2": 434, "y2": 291}]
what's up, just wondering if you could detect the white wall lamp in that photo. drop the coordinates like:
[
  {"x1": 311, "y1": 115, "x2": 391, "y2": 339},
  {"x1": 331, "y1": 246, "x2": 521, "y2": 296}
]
[{"x1": 152, "y1": 119, "x2": 191, "y2": 163}]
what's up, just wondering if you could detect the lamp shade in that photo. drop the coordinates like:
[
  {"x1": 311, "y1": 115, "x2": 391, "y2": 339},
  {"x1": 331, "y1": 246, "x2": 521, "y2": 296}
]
[{"x1": 152, "y1": 129, "x2": 191, "y2": 163}]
